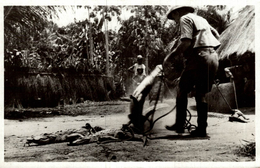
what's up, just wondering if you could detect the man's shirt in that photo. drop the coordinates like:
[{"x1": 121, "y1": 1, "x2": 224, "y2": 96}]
[
  {"x1": 180, "y1": 13, "x2": 221, "y2": 49},
  {"x1": 133, "y1": 63, "x2": 146, "y2": 76}
]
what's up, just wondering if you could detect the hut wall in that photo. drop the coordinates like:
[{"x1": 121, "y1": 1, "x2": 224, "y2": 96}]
[{"x1": 4, "y1": 71, "x2": 115, "y2": 108}]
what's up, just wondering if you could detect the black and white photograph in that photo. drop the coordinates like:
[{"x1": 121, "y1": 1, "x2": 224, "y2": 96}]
[{"x1": 1, "y1": 0, "x2": 259, "y2": 167}]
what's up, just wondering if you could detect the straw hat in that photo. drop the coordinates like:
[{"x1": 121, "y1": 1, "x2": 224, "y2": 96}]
[
  {"x1": 167, "y1": 6, "x2": 195, "y2": 20},
  {"x1": 137, "y1": 55, "x2": 143, "y2": 59}
]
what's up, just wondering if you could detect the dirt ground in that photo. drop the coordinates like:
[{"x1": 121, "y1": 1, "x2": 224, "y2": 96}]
[{"x1": 4, "y1": 98, "x2": 256, "y2": 164}]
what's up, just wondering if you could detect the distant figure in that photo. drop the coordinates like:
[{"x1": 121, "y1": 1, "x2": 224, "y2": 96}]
[
  {"x1": 128, "y1": 55, "x2": 147, "y2": 91},
  {"x1": 128, "y1": 55, "x2": 146, "y2": 76}
]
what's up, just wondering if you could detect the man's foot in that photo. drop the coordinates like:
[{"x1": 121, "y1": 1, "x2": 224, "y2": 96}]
[
  {"x1": 165, "y1": 124, "x2": 185, "y2": 133},
  {"x1": 190, "y1": 129, "x2": 207, "y2": 137}
]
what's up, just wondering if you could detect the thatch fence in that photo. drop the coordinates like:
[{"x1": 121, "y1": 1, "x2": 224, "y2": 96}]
[{"x1": 5, "y1": 68, "x2": 115, "y2": 108}]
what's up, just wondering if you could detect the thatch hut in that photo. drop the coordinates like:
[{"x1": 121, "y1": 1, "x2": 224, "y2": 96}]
[
  {"x1": 217, "y1": 5, "x2": 255, "y2": 62},
  {"x1": 207, "y1": 5, "x2": 255, "y2": 112}
]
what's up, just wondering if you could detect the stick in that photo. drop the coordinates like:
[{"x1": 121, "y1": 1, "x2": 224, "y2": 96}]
[{"x1": 214, "y1": 81, "x2": 233, "y2": 111}]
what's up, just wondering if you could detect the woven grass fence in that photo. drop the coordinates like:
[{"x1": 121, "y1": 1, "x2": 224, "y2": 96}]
[{"x1": 5, "y1": 71, "x2": 115, "y2": 108}]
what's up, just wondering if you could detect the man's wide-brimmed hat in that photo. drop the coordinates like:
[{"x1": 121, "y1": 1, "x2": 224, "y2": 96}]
[{"x1": 167, "y1": 6, "x2": 195, "y2": 20}]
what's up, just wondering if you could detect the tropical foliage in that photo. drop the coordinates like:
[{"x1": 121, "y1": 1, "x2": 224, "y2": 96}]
[
  {"x1": 4, "y1": 6, "x2": 63, "y2": 71},
  {"x1": 196, "y1": 5, "x2": 232, "y2": 34},
  {"x1": 4, "y1": 6, "x2": 63, "y2": 49},
  {"x1": 4, "y1": 5, "x2": 233, "y2": 73},
  {"x1": 4, "y1": 5, "x2": 236, "y2": 106},
  {"x1": 114, "y1": 6, "x2": 179, "y2": 80}
]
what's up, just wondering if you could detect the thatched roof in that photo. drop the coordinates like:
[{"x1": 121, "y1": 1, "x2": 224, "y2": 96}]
[{"x1": 217, "y1": 6, "x2": 255, "y2": 60}]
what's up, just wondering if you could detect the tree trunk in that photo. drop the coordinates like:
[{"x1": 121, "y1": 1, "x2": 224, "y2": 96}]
[
  {"x1": 145, "y1": 18, "x2": 149, "y2": 74},
  {"x1": 104, "y1": 7, "x2": 110, "y2": 76},
  {"x1": 87, "y1": 7, "x2": 94, "y2": 66},
  {"x1": 89, "y1": 23, "x2": 94, "y2": 66}
]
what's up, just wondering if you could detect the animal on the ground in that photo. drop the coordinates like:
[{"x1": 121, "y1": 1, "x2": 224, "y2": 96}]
[{"x1": 24, "y1": 123, "x2": 142, "y2": 146}]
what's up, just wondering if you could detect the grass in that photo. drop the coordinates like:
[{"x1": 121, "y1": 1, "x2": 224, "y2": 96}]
[{"x1": 236, "y1": 140, "x2": 255, "y2": 158}]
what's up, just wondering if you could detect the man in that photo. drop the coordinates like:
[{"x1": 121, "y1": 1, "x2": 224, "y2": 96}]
[
  {"x1": 163, "y1": 6, "x2": 220, "y2": 136},
  {"x1": 128, "y1": 55, "x2": 146, "y2": 76},
  {"x1": 128, "y1": 55, "x2": 147, "y2": 93}
]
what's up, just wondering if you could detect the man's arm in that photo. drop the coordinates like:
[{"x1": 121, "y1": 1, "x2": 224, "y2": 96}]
[
  {"x1": 142, "y1": 64, "x2": 147, "y2": 76},
  {"x1": 163, "y1": 38, "x2": 191, "y2": 80},
  {"x1": 163, "y1": 38, "x2": 191, "y2": 64},
  {"x1": 172, "y1": 38, "x2": 192, "y2": 56},
  {"x1": 128, "y1": 64, "x2": 135, "y2": 71}
]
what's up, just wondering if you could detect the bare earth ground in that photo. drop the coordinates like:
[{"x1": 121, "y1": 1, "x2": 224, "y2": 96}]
[{"x1": 4, "y1": 98, "x2": 255, "y2": 162}]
